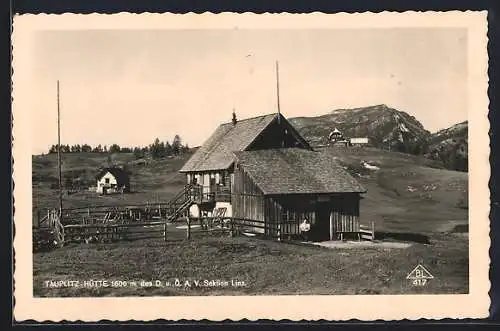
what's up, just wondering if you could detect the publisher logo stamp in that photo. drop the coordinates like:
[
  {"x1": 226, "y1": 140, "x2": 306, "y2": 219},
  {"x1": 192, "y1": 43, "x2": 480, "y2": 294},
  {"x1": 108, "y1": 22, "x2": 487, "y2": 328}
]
[{"x1": 407, "y1": 264, "x2": 434, "y2": 286}]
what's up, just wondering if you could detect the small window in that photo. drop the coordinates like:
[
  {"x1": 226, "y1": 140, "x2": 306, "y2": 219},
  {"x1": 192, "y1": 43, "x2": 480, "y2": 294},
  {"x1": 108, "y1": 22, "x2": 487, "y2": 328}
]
[{"x1": 105, "y1": 178, "x2": 110, "y2": 184}]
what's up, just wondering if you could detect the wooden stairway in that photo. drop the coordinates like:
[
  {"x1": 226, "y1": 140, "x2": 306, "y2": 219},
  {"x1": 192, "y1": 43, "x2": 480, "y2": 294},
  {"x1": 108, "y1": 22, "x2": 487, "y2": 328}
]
[
  {"x1": 166, "y1": 198, "x2": 194, "y2": 222},
  {"x1": 165, "y1": 184, "x2": 195, "y2": 222}
]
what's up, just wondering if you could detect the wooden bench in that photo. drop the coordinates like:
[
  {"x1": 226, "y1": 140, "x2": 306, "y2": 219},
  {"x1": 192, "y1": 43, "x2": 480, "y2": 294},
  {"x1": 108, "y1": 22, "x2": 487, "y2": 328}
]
[{"x1": 336, "y1": 222, "x2": 375, "y2": 241}]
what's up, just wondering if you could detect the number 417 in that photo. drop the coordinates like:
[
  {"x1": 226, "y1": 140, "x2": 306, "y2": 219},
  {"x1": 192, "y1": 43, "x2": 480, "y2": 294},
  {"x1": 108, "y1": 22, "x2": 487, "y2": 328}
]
[{"x1": 412, "y1": 279, "x2": 427, "y2": 286}]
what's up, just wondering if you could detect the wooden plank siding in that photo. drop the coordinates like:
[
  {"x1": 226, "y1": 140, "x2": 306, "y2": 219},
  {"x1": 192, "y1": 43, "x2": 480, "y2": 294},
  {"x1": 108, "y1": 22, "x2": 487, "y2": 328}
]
[
  {"x1": 232, "y1": 164, "x2": 266, "y2": 233},
  {"x1": 246, "y1": 118, "x2": 312, "y2": 151},
  {"x1": 265, "y1": 193, "x2": 360, "y2": 241},
  {"x1": 329, "y1": 193, "x2": 360, "y2": 235},
  {"x1": 233, "y1": 163, "x2": 361, "y2": 241},
  {"x1": 264, "y1": 197, "x2": 282, "y2": 237},
  {"x1": 271, "y1": 195, "x2": 316, "y2": 238}
]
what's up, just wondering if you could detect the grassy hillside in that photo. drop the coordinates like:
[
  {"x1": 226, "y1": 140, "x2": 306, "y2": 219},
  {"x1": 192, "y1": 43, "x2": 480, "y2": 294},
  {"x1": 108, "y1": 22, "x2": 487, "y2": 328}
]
[
  {"x1": 32, "y1": 147, "x2": 468, "y2": 235},
  {"x1": 426, "y1": 121, "x2": 468, "y2": 172},
  {"x1": 32, "y1": 152, "x2": 191, "y2": 210},
  {"x1": 34, "y1": 233, "x2": 468, "y2": 296},
  {"x1": 32, "y1": 147, "x2": 468, "y2": 296},
  {"x1": 317, "y1": 147, "x2": 468, "y2": 235}
]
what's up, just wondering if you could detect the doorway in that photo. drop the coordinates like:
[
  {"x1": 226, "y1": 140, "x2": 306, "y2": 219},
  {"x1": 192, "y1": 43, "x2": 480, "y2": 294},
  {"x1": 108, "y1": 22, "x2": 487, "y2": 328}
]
[{"x1": 314, "y1": 202, "x2": 331, "y2": 241}]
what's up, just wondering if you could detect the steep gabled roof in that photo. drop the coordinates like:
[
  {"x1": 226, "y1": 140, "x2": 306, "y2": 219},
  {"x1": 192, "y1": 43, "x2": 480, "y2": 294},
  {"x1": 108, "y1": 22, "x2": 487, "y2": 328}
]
[
  {"x1": 233, "y1": 148, "x2": 366, "y2": 195},
  {"x1": 96, "y1": 167, "x2": 130, "y2": 185},
  {"x1": 180, "y1": 113, "x2": 286, "y2": 172}
]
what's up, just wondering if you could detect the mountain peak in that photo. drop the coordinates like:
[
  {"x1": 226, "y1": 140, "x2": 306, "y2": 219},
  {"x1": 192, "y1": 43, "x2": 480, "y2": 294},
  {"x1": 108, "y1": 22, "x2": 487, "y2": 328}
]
[
  {"x1": 331, "y1": 104, "x2": 392, "y2": 114},
  {"x1": 290, "y1": 105, "x2": 430, "y2": 154}
]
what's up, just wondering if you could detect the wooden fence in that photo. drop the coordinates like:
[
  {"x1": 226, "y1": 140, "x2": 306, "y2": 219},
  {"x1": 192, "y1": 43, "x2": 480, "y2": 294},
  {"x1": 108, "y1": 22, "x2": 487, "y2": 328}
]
[
  {"x1": 33, "y1": 204, "x2": 377, "y2": 249},
  {"x1": 33, "y1": 203, "x2": 186, "y2": 227},
  {"x1": 64, "y1": 221, "x2": 168, "y2": 243},
  {"x1": 230, "y1": 217, "x2": 301, "y2": 241},
  {"x1": 359, "y1": 221, "x2": 375, "y2": 241}
]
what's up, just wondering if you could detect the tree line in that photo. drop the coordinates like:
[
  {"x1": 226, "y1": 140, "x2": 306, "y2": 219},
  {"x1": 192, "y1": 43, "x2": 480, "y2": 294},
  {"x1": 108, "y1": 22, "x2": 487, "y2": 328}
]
[{"x1": 47, "y1": 134, "x2": 190, "y2": 159}]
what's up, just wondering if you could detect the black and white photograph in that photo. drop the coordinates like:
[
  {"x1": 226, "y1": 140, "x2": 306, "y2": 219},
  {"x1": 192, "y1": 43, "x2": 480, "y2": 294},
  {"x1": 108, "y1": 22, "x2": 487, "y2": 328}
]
[{"x1": 12, "y1": 12, "x2": 489, "y2": 321}]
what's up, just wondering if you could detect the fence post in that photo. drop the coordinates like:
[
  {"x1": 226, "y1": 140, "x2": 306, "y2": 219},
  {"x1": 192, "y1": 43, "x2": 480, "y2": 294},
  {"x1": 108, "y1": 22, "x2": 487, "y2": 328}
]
[
  {"x1": 371, "y1": 221, "x2": 375, "y2": 240},
  {"x1": 163, "y1": 222, "x2": 167, "y2": 242},
  {"x1": 186, "y1": 217, "x2": 191, "y2": 240}
]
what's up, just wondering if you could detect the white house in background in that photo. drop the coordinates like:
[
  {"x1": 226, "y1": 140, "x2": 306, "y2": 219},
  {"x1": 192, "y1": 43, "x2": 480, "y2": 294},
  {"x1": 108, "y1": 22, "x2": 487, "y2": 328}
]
[
  {"x1": 327, "y1": 128, "x2": 349, "y2": 147},
  {"x1": 95, "y1": 167, "x2": 130, "y2": 194},
  {"x1": 350, "y1": 137, "x2": 369, "y2": 146}
]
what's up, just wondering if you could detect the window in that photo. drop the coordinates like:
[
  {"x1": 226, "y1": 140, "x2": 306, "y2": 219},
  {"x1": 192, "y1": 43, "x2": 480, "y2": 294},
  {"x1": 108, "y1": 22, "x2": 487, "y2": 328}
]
[{"x1": 105, "y1": 178, "x2": 110, "y2": 184}]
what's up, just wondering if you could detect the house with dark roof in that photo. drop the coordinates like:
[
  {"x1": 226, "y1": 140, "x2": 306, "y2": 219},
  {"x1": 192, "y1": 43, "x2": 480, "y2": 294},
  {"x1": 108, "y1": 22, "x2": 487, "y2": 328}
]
[
  {"x1": 95, "y1": 167, "x2": 130, "y2": 194},
  {"x1": 179, "y1": 112, "x2": 366, "y2": 241},
  {"x1": 328, "y1": 127, "x2": 349, "y2": 147}
]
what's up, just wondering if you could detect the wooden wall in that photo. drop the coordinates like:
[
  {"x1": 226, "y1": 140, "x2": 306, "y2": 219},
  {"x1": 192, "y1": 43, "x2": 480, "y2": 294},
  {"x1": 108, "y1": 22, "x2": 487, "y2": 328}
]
[
  {"x1": 268, "y1": 195, "x2": 316, "y2": 237},
  {"x1": 232, "y1": 164, "x2": 266, "y2": 233},
  {"x1": 233, "y1": 164, "x2": 361, "y2": 240},
  {"x1": 329, "y1": 193, "x2": 360, "y2": 236},
  {"x1": 269, "y1": 193, "x2": 360, "y2": 241}
]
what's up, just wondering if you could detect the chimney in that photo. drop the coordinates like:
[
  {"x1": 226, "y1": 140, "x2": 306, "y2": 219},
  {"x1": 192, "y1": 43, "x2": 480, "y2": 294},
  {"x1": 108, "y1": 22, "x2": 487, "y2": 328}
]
[{"x1": 232, "y1": 109, "x2": 237, "y2": 125}]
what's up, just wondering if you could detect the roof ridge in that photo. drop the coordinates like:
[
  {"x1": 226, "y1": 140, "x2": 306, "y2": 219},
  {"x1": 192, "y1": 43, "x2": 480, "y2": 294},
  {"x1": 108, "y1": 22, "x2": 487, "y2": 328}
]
[{"x1": 220, "y1": 113, "x2": 277, "y2": 126}]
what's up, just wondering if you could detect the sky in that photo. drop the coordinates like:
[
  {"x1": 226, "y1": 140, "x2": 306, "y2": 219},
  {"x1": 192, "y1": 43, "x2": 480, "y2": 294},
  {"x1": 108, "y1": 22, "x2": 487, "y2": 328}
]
[{"x1": 26, "y1": 28, "x2": 467, "y2": 155}]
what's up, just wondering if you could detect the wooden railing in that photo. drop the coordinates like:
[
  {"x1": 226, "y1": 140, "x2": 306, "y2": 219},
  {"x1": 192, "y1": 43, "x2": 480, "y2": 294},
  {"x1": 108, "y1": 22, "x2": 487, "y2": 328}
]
[{"x1": 187, "y1": 185, "x2": 231, "y2": 203}]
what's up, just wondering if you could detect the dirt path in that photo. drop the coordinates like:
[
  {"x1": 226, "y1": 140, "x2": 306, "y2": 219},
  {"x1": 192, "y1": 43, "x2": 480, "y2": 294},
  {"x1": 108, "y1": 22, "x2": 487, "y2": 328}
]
[{"x1": 311, "y1": 240, "x2": 413, "y2": 249}]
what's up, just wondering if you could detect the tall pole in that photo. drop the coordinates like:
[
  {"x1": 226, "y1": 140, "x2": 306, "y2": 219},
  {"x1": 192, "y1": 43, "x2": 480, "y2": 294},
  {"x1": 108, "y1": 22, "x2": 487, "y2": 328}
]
[
  {"x1": 57, "y1": 80, "x2": 63, "y2": 218},
  {"x1": 276, "y1": 61, "x2": 281, "y2": 123}
]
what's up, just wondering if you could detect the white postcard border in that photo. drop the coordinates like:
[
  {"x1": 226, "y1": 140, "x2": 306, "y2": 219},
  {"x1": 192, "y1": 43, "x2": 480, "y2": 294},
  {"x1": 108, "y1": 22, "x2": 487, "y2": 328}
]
[{"x1": 12, "y1": 11, "x2": 490, "y2": 321}]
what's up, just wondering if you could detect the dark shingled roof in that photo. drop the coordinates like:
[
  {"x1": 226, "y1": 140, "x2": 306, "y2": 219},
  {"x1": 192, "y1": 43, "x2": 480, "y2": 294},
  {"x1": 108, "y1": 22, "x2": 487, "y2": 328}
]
[
  {"x1": 180, "y1": 114, "x2": 278, "y2": 172},
  {"x1": 233, "y1": 148, "x2": 366, "y2": 195},
  {"x1": 96, "y1": 167, "x2": 130, "y2": 186}
]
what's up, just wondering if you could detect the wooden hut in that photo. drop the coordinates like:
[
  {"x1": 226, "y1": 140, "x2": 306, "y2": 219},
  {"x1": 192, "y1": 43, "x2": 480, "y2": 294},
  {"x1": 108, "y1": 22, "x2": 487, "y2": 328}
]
[
  {"x1": 95, "y1": 167, "x2": 130, "y2": 194},
  {"x1": 232, "y1": 148, "x2": 366, "y2": 241},
  {"x1": 179, "y1": 112, "x2": 366, "y2": 241},
  {"x1": 179, "y1": 112, "x2": 312, "y2": 218},
  {"x1": 328, "y1": 127, "x2": 349, "y2": 147}
]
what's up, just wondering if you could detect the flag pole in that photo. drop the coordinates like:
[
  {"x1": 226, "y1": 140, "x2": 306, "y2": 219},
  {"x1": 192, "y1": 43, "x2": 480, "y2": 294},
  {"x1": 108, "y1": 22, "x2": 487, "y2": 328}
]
[
  {"x1": 57, "y1": 80, "x2": 63, "y2": 218},
  {"x1": 276, "y1": 61, "x2": 281, "y2": 123}
]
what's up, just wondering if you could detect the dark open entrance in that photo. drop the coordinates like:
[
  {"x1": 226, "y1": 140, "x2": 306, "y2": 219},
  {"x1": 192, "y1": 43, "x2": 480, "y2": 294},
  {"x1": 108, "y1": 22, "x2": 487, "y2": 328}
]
[{"x1": 313, "y1": 202, "x2": 330, "y2": 242}]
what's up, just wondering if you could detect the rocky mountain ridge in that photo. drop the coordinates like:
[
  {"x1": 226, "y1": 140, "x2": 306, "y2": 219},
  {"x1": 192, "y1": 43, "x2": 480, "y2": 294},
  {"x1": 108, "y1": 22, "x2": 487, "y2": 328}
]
[{"x1": 288, "y1": 104, "x2": 468, "y2": 172}]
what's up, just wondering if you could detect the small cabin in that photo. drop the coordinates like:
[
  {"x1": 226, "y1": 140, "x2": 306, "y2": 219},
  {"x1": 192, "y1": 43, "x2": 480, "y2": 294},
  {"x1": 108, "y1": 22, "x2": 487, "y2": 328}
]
[
  {"x1": 95, "y1": 167, "x2": 130, "y2": 194},
  {"x1": 179, "y1": 112, "x2": 367, "y2": 241},
  {"x1": 232, "y1": 148, "x2": 366, "y2": 241},
  {"x1": 328, "y1": 128, "x2": 349, "y2": 147}
]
